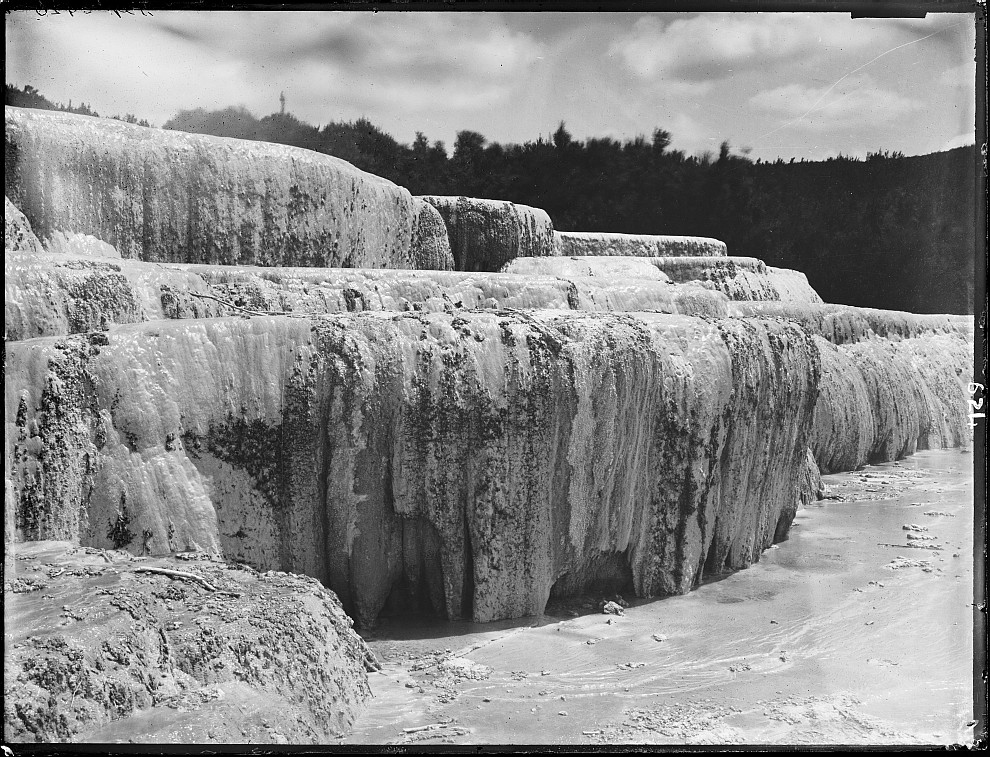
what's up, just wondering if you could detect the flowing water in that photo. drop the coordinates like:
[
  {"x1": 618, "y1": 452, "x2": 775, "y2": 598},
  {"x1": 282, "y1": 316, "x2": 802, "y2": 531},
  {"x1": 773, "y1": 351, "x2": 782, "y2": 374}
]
[{"x1": 345, "y1": 449, "x2": 978, "y2": 746}]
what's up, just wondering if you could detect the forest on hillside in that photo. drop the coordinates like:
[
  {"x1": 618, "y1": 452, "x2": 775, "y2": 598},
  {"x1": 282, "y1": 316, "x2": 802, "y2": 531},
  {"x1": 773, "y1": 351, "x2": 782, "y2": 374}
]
[{"x1": 5, "y1": 84, "x2": 977, "y2": 314}]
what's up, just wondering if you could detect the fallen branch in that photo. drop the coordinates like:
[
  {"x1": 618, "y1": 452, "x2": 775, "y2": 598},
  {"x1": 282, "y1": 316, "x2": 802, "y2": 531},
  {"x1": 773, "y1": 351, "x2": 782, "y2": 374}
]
[
  {"x1": 133, "y1": 566, "x2": 218, "y2": 592},
  {"x1": 187, "y1": 290, "x2": 294, "y2": 317},
  {"x1": 402, "y1": 723, "x2": 448, "y2": 734}
]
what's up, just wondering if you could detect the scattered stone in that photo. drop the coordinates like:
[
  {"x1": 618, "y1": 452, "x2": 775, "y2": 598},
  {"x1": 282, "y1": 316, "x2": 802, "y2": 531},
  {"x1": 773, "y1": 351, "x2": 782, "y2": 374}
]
[
  {"x1": 617, "y1": 662, "x2": 646, "y2": 670},
  {"x1": 602, "y1": 601, "x2": 625, "y2": 616},
  {"x1": 437, "y1": 657, "x2": 493, "y2": 681},
  {"x1": 886, "y1": 556, "x2": 936, "y2": 572}
]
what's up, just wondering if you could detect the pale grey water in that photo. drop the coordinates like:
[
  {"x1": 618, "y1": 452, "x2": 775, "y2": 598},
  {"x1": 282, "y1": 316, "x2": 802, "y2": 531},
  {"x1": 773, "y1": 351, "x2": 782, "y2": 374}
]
[{"x1": 346, "y1": 448, "x2": 977, "y2": 746}]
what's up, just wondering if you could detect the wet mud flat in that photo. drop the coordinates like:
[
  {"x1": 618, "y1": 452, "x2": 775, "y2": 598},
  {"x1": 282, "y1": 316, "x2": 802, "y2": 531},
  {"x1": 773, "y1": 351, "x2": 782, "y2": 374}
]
[{"x1": 345, "y1": 449, "x2": 977, "y2": 746}]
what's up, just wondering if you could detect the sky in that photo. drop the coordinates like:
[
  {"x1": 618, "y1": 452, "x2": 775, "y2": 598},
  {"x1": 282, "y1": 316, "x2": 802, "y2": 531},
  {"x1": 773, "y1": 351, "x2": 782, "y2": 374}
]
[{"x1": 5, "y1": 9, "x2": 978, "y2": 161}]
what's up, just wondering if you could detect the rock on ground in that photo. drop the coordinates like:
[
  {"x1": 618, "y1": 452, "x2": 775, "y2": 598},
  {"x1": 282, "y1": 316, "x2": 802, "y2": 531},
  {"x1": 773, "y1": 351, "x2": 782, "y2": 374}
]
[
  {"x1": 4, "y1": 107, "x2": 446, "y2": 269},
  {"x1": 3, "y1": 541, "x2": 377, "y2": 743}
]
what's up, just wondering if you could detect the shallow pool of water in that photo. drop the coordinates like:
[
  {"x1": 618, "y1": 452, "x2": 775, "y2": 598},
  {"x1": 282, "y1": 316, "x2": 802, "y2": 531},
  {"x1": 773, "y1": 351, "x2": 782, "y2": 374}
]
[{"x1": 345, "y1": 449, "x2": 978, "y2": 746}]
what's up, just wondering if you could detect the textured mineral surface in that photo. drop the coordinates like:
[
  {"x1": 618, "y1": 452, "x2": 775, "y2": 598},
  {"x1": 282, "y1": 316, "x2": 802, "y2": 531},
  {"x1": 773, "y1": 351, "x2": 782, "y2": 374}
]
[
  {"x1": 5, "y1": 306, "x2": 970, "y2": 629},
  {"x1": 4, "y1": 311, "x2": 825, "y2": 627},
  {"x1": 4, "y1": 201, "x2": 732, "y2": 339},
  {"x1": 4, "y1": 541, "x2": 377, "y2": 743},
  {"x1": 2, "y1": 107, "x2": 976, "y2": 745},
  {"x1": 419, "y1": 195, "x2": 556, "y2": 271},
  {"x1": 508, "y1": 255, "x2": 822, "y2": 304},
  {"x1": 5, "y1": 107, "x2": 449, "y2": 269},
  {"x1": 555, "y1": 230, "x2": 728, "y2": 258}
]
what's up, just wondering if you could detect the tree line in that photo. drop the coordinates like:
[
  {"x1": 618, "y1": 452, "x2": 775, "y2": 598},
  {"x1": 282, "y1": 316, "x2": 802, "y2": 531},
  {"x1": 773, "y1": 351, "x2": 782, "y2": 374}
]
[
  {"x1": 6, "y1": 84, "x2": 976, "y2": 314},
  {"x1": 6, "y1": 83, "x2": 150, "y2": 126}
]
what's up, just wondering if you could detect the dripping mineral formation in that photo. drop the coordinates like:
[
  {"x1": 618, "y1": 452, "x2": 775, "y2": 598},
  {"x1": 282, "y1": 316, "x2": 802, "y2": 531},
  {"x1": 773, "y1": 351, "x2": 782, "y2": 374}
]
[
  {"x1": 4, "y1": 107, "x2": 973, "y2": 741},
  {"x1": 4, "y1": 107, "x2": 451, "y2": 269}
]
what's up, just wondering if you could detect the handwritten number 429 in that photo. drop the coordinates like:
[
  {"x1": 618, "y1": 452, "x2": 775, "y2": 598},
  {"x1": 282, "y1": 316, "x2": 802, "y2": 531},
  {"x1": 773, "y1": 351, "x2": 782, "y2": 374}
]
[{"x1": 969, "y1": 383, "x2": 985, "y2": 428}]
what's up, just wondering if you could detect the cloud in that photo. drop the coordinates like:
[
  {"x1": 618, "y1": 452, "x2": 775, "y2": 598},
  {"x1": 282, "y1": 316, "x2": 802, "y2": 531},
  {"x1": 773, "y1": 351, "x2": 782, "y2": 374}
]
[
  {"x1": 147, "y1": 12, "x2": 542, "y2": 97},
  {"x1": 5, "y1": 10, "x2": 978, "y2": 158},
  {"x1": 161, "y1": 12, "x2": 546, "y2": 128},
  {"x1": 5, "y1": 10, "x2": 546, "y2": 141},
  {"x1": 609, "y1": 13, "x2": 884, "y2": 82},
  {"x1": 750, "y1": 78, "x2": 923, "y2": 130}
]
